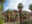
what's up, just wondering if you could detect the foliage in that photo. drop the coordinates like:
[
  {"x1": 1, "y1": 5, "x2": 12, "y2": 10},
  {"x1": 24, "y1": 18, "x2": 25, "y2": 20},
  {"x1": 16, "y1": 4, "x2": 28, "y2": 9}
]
[
  {"x1": 0, "y1": 0, "x2": 5, "y2": 24},
  {"x1": 0, "y1": 16, "x2": 4, "y2": 24},
  {"x1": 22, "y1": 11, "x2": 29, "y2": 16},
  {"x1": 11, "y1": 16, "x2": 16, "y2": 19},
  {"x1": 1, "y1": 0, "x2": 5, "y2": 3},
  {"x1": 29, "y1": 4, "x2": 32, "y2": 11},
  {"x1": 18, "y1": 3, "x2": 23, "y2": 9},
  {"x1": 0, "y1": 3, "x2": 3, "y2": 12},
  {"x1": 22, "y1": 22, "x2": 29, "y2": 24},
  {"x1": 13, "y1": 21, "x2": 19, "y2": 24},
  {"x1": 6, "y1": 9, "x2": 12, "y2": 12}
]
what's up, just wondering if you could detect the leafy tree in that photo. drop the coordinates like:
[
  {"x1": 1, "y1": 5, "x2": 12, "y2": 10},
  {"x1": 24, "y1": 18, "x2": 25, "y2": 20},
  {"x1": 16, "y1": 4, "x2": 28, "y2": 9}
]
[
  {"x1": 6, "y1": 9, "x2": 12, "y2": 12},
  {"x1": 1, "y1": 0, "x2": 5, "y2": 3},
  {"x1": 0, "y1": 0, "x2": 6, "y2": 24},
  {"x1": 0, "y1": 3, "x2": 3, "y2": 12}
]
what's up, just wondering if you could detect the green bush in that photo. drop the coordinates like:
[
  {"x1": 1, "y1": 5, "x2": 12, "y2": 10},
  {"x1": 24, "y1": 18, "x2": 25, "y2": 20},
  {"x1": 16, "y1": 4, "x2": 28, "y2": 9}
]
[
  {"x1": 0, "y1": 17, "x2": 4, "y2": 24},
  {"x1": 21, "y1": 22, "x2": 29, "y2": 24}
]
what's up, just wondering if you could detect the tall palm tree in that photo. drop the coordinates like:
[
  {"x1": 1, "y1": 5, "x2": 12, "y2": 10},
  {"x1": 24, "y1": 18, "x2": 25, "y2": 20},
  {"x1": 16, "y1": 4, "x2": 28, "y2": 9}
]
[
  {"x1": 29, "y1": 4, "x2": 32, "y2": 22},
  {"x1": 29, "y1": 4, "x2": 32, "y2": 16},
  {"x1": 18, "y1": 3, "x2": 23, "y2": 24}
]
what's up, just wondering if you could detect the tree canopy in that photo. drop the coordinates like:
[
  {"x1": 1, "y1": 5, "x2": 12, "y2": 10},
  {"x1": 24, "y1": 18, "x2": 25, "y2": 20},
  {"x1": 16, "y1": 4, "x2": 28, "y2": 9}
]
[
  {"x1": 0, "y1": 3, "x2": 3, "y2": 12},
  {"x1": 1, "y1": 0, "x2": 5, "y2": 3},
  {"x1": 6, "y1": 9, "x2": 12, "y2": 13},
  {"x1": 29, "y1": 4, "x2": 32, "y2": 11},
  {"x1": 18, "y1": 3, "x2": 23, "y2": 9}
]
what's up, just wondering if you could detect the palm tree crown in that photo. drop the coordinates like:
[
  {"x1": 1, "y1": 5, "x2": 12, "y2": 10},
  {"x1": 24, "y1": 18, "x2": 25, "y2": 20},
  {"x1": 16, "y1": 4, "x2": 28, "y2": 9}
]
[
  {"x1": 18, "y1": 3, "x2": 23, "y2": 9},
  {"x1": 29, "y1": 4, "x2": 32, "y2": 11}
]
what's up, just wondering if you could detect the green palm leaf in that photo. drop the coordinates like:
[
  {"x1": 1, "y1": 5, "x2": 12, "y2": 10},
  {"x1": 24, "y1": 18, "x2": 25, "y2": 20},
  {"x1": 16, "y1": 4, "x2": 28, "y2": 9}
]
[
  {"x1": 29, "y1": 4, "x2": 32, "y2": 11},
  {"x1": 18, "y1": 3, "x2": 23, "y2": 9}
]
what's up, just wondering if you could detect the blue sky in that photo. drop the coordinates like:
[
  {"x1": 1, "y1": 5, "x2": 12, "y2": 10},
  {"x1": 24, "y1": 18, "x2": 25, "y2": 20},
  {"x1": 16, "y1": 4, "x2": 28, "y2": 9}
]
[{"x1": 4, "y1": 0, "x2": 32, "y2": 12}]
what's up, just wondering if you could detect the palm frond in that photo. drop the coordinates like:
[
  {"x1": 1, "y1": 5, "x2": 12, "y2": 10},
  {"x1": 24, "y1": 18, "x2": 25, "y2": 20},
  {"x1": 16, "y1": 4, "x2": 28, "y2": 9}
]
[
  {"x1": 18, "y1": 3, "x2": 23, "y2": 9},
  {"x1": 29, "y1": 4, "x2": 32, "y2": 11}
]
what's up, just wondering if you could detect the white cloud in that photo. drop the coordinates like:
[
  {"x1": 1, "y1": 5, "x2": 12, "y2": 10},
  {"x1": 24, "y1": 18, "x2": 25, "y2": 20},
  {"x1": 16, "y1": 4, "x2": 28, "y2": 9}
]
[
  {"x1": 8, "y1": 0, "x2": 21, "y2": 9},
  {"x1": 4, "y1": 7, "x2": 8, "y2": 11},
  {"x1": 23, "y1": 0, "x2": 32, "y2": 12},
  {"x1": 4, "y1": 0, "x2": 32, "y2": 12},
  {"x1": 7, "y1": 0, "x2": 26, "y2": 10}
]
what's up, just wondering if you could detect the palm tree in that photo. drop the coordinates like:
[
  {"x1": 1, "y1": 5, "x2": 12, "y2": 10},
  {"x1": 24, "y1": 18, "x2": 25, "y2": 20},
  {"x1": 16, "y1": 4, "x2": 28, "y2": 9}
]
[
  {"x1": 18, "y1": 3, "x2": 23, "y2": 24},
  {"x1": 29, "y1": 4, "x2": 32, "y2": 16},
  {"x1": 29, "y1": 4, "x2": 32, "y2": 24}
]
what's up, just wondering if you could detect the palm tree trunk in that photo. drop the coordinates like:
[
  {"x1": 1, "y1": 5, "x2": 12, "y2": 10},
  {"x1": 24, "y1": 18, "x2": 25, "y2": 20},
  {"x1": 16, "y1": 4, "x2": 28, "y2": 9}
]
[
  {"x1": 20, "y1": 12, "x2": 22, "y2": 24},
  {"x1": 19, "y1": 9, "x2": 22, "y2": 24}
]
